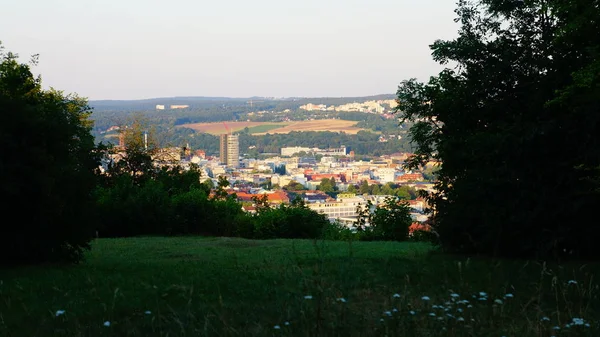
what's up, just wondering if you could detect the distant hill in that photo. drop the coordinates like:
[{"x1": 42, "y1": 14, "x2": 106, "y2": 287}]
[{"x1": 88, "y1": 94, "x2": 396, "y2": 112}]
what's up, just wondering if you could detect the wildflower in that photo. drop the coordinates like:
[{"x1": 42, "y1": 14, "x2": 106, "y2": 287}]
[
  {"x1": 337, "y1": 298, "x2": 347, "y2": 303},
  {"x1": 457, "y1": 308, "x2": 463, "y2": 313},
  {"x1": 450, "y1": 293, "x2": 460, "y2": 298},
  {"x1": 446, "y1": 313, "x2": 454, "y2": 318},
  {"x1": 494, "y1": 299, "x2": 503, "y2": 305},
  {"x1": 479, "y1": 292, "x2": 487, "y2": 297},
  {"x1": 541, "y1": 317, "x2": 550, "y2": 322},
  {"x1": 144, "y1": 311, "x2": 151, "y2": 315},
  {"x1": 437, "y1": 316, "x2": 443, "y2": 321},
  {"x1": 304, "y1": 295, "x2": 312, "y2": 300},
  {"x1": 392, "y1": 308, "x2": 398, "y2": 312},
  {"x1": 432, "y1": 305, "x2": 439, "y2": 309},
  {"x1": 467, "y1": 304, "x2": 473, "y2": 308},
  {"x1": 429, "y1": 313, "x2": 436, "y2": 317},
  {"x1": 393, "y1": 293, "x2": 400, "y2": 298},
  {"x1": 409, "y1": 311, "x2": 416, "y2": 315},
  {"x1": 55, "y1": 310, "x2": 65, "y2": 317},
  {"x1": 421, "y1": 296, "x2": 430, "y2": 301},
  {"x1": 572, "y1": 318, "x2": 584, "y2": 325},
  {"x1": 584, "y1": 323, "x2": 590, "y2": 328},
  {"x1": 384, "y1": 311, "x2": 392, "y2": 317},
  {"x1": 553, "y1": 326, "x2": 560, "y2": 330},
  {"x1": 457, "y1": 317, "x2": 465, "y2": 322},
  {"x1": 478, "y1": 297, "x2": 487, "y2": 301},
  {"x1": 103, "y1": 321, "x2": 111, "y2": 327},
  {"x1": 504, "y1": 293, "x2": 514, "y2": 298},
  {"x1": 274, "y1": 325, "x2": 281, "y2": 329},
  {"x1": 567, "y1": 280, "x2": 577, "y2": 285},
  {"x1": 380, "y1": 318, "x2": 384, "y2": 322},
  {"x1": 284, "y1": 322, "x2": 290, "y2": 326}
]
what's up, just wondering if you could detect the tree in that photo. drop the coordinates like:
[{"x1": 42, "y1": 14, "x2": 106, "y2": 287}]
[
  {"x1": 370, "y1": 197, "x2": 413, "y2": 241},
  {"x1": 318, "y1": 177, "x2": 337, "y2": 193},
  {"x1": 395, "y1": 0, "x2": 600, "y2": 258},
  {"x1": 347, "y1": 184, "x2": 357, "y2": 193},
  {"x1": 358, "y1": 180, "x2": 370, "y2": 194},
  {"x1": 0, "y1": 46, "x2": 101, "y2": 265},
  {"x1": 103, "y1": 115, "x2": 157, "y2": 184}
]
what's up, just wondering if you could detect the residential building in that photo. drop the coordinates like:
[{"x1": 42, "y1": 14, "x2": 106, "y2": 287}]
[{"x1": 220, "y1": 134, "x2": 240, "y2": 168}]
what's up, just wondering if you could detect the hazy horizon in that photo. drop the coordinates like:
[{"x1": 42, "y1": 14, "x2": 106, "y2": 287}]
[{"x1": 3, "y1": 0, "x2": 459, "y2": 100}]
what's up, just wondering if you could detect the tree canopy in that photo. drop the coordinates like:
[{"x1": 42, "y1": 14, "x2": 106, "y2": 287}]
[
  {"x1": 0, "y1": 45, "x2": 102, "y2": 265},
  {"x1": 396, "y1": 0, "x2": 600, "y2": 259}
]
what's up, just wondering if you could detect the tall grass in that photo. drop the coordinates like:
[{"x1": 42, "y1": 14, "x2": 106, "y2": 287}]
[{"x1": 0, "y1": 237, "x2": 598, "y2": 336}]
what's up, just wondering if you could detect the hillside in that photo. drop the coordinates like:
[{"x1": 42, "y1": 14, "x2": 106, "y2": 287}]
[{"x1": 1, "y1": 237, "x2": 597, "y2": 336}]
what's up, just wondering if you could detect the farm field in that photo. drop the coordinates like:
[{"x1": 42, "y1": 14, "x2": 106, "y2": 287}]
[
  {"x1": 179, "y1": 119, "x2": 365, "y2": 135},
  {"x1": 1, "y1": 237, "x2": 598, "y2": 337}
]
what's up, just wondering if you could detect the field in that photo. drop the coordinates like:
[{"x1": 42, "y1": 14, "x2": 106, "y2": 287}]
[
  {"x1": 1, "y1": 237, "x2": 599, "y2": 337},
  {"x1": 179, "y1": 119, "x2": 364, "y2": 135}
]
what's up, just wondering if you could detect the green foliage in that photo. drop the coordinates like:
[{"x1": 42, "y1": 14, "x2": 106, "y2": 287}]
[
  {"x1": 317, "y1": 177, "x2": 338, "y2": 193},
  {"x1": 370, "y1": 197, "x2": 413, "y2": 241},
  {"x1": 395, "y1": 0, "x2": 600, "y2": 259},
  {"x1": 250, "y1": 197, "x2": 330, "y2": 239},
  {"x1": 0, "y1": 46, "x2": 101, "y2": 266}
]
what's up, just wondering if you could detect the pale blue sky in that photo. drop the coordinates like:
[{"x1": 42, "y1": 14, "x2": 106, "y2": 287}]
[{"x1": 2, "y1": 0, "x2": 459, "y2": 100}]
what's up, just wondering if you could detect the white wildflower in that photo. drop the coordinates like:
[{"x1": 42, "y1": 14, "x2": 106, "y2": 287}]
[
  {"x1": 432, "y1": 305, "x2": 439, "y2": 309},
  {"x1": 409, "y1": 310, "x2": 416, "y2": 315},
  {"x1": 421, "y1": 296, "x2": 430, "y2": 301},
  {"x1": 567, "y1": 280, "x2": 577, "y2": 285},
  {"x1": 457, "y1": 317, "x2": 465, "y2": 322},
  {"x1": 392, "y1": 308, "x2": 398, "y2": 312},
  {"x1": 337, "y1": 298, "x2": 347, "y2": 303},
  {"x1": 479, "y1": 292, "x2": 487, "y2": 297},
  {"x1": 384, "y1": 311, "x2": 392, "y2": 317},
  {"x1": 304, "y1": 295, "x2": 313, "y2": 300},
  {"x1": 457, "y1": 308, "x2": 463, "y2": 313},
  {"x1": 393, "y1": 293, "x2": 400, "y2": 298},
  {"x1": 274, "y1": 325, "x2": 281, "y2": 329},
  {"x1": 55, "y1": 310, "x2": 65, "y2": 317},
  {"x1": 478, "y1": 297, "x2": 487, "y2": 301},
  {"x1": 541, "y1": 316, "x2": 550, "y2": 322},
  {"x1": 584, "y1": 323, "x2": 590, "y2": 328},
  {"x1": 572, "y1": 318, "x2": 584, "y2": 325},
  {"x1": 450, "y1": 293, "x2": 460, "y2": 298},
  {"x1": 504, "y1": 293, "x2": 514, "y2": 298},
  {"x1": 494, "y1": 299, "x2": 503, "y2": 305},
  {"x1": 429, "y1": 312, "x2": 436, "y2": 317},
  {"x1": 467, "y1": 304, "x2": 473, "y2": 308},
  {"x1": 284, "y1": 322, "x2": 290, "y2": 326},
  {"x1": 103, "y1": 321, "x2": 111, "y2": 327},
  {"x1": 553, "y1": 326, "x2": 560, "y2": 330},
  {"x1": 144, "y1": 311, "x2": 151, "y2": 315},
  {"x1": 437, "y1": 316, "x2": 443, "y2": 321}
]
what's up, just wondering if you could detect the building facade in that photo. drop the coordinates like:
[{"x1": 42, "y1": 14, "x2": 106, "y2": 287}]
[{"x1": 220, "y1": 134, "x2": 240, "y2": 168}]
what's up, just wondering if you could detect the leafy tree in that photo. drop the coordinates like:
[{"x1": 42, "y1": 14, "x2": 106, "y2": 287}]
[
  {"x1": 358, "y1": 180, "x2": 370, "y2": 194},
  {"x1": 318, "y1": 177, "x2": 337, "y2": 193},
  {"x1": 395, "y1": 0, "x2": 600, "y2": 258},
  {"x1": 370, "y1": 197, "x2": 413, "y2": 241},
  {"x1": 347, "y1": 184, "x2": 357, "y2": 193},
  {"x1": 0, "y1": 46, "x2": 101, "y2": 265}
]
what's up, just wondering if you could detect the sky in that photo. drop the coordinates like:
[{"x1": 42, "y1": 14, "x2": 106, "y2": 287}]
[{"x1": 2, "y1": 0, "x2": 459, "y2": 100}]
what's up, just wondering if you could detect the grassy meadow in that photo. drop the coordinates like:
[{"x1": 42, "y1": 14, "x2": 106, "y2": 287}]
[{"x1": 0, "y1": 237, "x2": 598, "y2": 337}]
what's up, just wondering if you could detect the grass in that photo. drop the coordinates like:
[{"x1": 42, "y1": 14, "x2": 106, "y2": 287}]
[
  {"x1": 0, "y1": 237, "x2": 599, "y2": 337},
  {"x1": 178, "y1": 119, "x2": 364, "y2": 135},
  {"x1": 246, "y1": 124, "x2": 285, "y2": 134}
]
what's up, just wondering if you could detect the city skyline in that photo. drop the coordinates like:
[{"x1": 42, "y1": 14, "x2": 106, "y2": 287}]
[{"x1": 2, "y1": 0, "x2": 459, "y2": 100}]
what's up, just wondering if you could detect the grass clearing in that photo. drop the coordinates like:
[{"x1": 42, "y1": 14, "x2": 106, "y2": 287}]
[
  {"x1": 0, "y1": 237, "x2": 598, "y2": 336},
  {"x1": 178, "y1": 119, "x2": 365, "y2": 135},
  {"x1": 246, "y1": 124, "x2": 284, "y2": 134}
]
